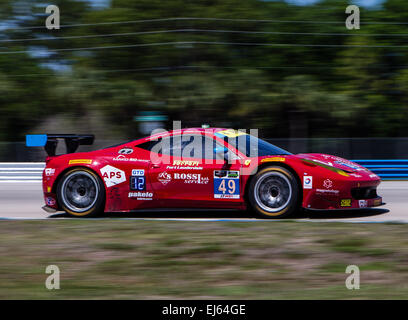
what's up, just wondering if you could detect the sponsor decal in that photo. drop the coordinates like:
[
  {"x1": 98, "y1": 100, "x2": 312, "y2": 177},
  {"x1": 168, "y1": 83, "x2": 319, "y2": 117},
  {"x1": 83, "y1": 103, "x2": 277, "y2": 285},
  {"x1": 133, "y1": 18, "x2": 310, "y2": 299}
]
[
  {"x1": 214, "y1": 170, "x2": 227, "y2": 178},
  {"x1": 316, "y1": 189, "x2": 339, "y2": 194},
  {"x1": 350, "y1": 173, "x2": 362, "y2": 178},
  {"x1": 373, "y1": 199, "x2": 382, "y2": 206},
  {"x1": 166, "y1": 165, "x2": 203, "y2": 170},
  {"x1": 303, "y1": 176, "x2": 313, "y2": 189},
  {"x1": 323, "y1": 179, "x2": 333, "y2": 189},
  {"x1": 227, "y1": 171, "x2": 239, "y2": 178},
  {"x1": 113, "y1": 155, "x2": 149, "y2": 162},
  {"x1": 100, "y1": 165, "x2": 126, "y2": 187},
  {"x1": 118, "y1": 148, "x2": 133, "y2": 155},
  {"x1": 261, "y1": 157, "x2": 286, "y2": 163},
  {"x1": 131, "y1": 169, "x2": 145, "y2": 176},
  {"x1": 45, "y1": 197, "x2": 56, "y2": 206},
  {"x1": 335, "y1": 160, "x2": 361, "y2": 170},
  {"x1": 358, "y1": 200, "x2": 367, "y2": 208},
  {"x1": 47, "y1": 186, "x2": 51, "y2": 193},
  {"x1": 158, "y1": 171, "x2": 172, "y2": 185},
  {"x1": 337, "y1": 170, "x2": 350, "y2": 177},
  {"x1": 215, "y1": 129, "x2": 246, "y2": 138},
  {"x1": 128, "y1": 191, "x2": 153, "y2": 200},
  {"x1": 341, "y1": 199, "x2": 352, "y2": 207},
  {"x1": 313, "y1": 159, "x2": 333, "y2": 167},
  {"x1": 167, "y1": 160, "x2": 203, "y2": 170},
  {"x1": 173, "y1": 173, "x2": 209, "y2": 184},
  {"x1": 369, "y1": 174, "x2": 378, "y2": 179},
  {"x1": 173, "y1": 160, "x2": 200, "y2": 166},
  {"x1": 45, "y1": 168, "x2": 55, "y2": 176},
  {"x1": 69, "y1": 159, "x2": 92, "y2": 165},
  {"x1": 244, "y1": 160, "x2": 251, "y2": 166},
  {"x1": 214, "y1": 170, "x2": 240, "y2": 199},
  {"x1": 301, "y1": 159, "x2": 349, "y2": 177}
]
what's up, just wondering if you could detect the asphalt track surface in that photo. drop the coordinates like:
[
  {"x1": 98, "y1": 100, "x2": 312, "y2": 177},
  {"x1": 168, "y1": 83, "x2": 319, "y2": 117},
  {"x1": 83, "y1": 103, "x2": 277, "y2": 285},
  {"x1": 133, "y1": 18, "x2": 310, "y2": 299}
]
[{"x1": 0, "y1": 181, "x2": 406, "y2": 222}]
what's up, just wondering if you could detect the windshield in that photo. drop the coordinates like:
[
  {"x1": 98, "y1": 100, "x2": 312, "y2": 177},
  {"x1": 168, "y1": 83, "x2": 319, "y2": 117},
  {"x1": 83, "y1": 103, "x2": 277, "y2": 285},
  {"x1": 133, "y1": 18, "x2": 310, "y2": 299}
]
[{"x1": 226, "y1": 134, "x2": 292, "y2": 157}]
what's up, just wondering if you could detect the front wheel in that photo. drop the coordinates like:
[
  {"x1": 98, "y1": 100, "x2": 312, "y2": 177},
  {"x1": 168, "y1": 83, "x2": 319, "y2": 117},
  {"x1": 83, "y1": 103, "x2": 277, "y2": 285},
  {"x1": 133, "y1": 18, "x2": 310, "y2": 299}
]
[
  {"x1": 57, "y1": 168, "x2": 105, "y2": 217},
  {"x1": 248, "y1": 166, "x2": 300, "y2": 218}
]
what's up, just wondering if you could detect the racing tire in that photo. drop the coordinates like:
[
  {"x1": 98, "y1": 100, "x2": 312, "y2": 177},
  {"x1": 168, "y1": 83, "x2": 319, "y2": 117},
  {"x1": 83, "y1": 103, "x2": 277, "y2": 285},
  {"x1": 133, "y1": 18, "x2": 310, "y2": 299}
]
[
  {"x1": 57, "y1": 168, "x2": 105, "y2": 217},
  {"x1": 248, "y1": 166, "x2": 300, "y2": 219}
]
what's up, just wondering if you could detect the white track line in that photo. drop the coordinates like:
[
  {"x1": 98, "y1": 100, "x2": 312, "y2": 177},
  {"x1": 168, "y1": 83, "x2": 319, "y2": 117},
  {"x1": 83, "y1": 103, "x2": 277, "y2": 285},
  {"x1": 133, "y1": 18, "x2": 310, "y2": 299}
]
[
  {"x1": 0, "y1": 216, "x2": 405, "y2": 223},
  {"x1": 0, "y1": 180, "x2": 42, "y2": 183}
]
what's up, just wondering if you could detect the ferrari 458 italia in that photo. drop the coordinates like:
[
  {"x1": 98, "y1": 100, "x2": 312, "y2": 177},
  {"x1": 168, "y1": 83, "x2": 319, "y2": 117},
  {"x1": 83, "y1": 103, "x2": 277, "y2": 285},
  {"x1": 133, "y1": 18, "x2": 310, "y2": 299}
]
[{"x1": 26, "y1": 128, "x2": 383, "y2": 218}]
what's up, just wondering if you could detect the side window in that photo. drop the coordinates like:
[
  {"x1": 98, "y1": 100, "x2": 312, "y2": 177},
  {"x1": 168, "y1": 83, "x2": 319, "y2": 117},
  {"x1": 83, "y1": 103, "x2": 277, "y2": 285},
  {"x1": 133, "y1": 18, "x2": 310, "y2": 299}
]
[
  {"x1": 136, "y1": 134, "x2": 238, "y2": 160},
  {"x1": 135, "y1": 140, "x2": 158, "y2": 151},
  {"x1": 176, "y1": 134, "x2": 219, "y2": 159},
  {"x1": 178, "y1": 135, "x2": 203, "y2": 159},
  {"x1": 203, "y1": 137, "x2": 218, "y2": 160},
  {"x1": 176, "y1": 134, "x2": 237, "y2": 160},
  {"x1": 137, "y1": 137, "x2": 173, "y2": 156}
]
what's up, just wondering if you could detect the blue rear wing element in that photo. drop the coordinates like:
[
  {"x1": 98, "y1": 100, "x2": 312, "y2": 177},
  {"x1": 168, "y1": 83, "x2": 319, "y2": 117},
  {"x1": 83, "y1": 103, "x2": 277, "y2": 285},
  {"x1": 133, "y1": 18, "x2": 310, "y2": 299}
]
[
  {"x1": 26, "y1": 134, "x2": 48, "y2": 147},
  {"x1": 26, "y1": 134, "x2": 94, "y2": 157}
]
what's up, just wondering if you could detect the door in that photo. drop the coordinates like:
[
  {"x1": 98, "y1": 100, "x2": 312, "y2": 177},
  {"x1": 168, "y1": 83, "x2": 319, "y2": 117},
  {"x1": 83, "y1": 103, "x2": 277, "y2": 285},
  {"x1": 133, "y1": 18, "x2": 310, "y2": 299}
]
[{"x1": 147, "y1": 133, "x2": 243, "y2": 208}]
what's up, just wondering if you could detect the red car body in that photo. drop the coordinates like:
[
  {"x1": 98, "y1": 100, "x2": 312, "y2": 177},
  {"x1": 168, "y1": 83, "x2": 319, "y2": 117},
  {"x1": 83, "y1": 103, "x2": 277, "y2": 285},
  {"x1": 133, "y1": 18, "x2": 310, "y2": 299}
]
[{"x1": 40, "y1": 128, "x2": 383, "y2": 214}]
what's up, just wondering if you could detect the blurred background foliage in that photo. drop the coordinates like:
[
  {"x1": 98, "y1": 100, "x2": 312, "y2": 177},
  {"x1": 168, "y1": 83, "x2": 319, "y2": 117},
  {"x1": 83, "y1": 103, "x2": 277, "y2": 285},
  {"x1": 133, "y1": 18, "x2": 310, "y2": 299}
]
[{"x1": 1, "y1": 0, "x2": 408, "y2": 141}]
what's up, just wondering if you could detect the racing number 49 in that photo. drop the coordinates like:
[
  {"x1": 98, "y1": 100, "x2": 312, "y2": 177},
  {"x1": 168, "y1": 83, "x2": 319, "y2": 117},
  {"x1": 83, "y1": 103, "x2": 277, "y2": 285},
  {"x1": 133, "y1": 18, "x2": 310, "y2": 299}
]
[{"x1": 218, "y1": 179, "x2": 236, "y2": 194}]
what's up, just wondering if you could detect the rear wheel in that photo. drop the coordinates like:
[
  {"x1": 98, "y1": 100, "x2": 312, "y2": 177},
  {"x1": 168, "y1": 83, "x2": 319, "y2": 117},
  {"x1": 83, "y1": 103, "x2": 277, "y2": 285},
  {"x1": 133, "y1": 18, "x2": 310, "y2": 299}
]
[
  {"x1": 57, "y1": 168, "x2": 105, "y2": 217},
  {"x1": 248, "y1": 166, "x2": 300, "y2": 218}
]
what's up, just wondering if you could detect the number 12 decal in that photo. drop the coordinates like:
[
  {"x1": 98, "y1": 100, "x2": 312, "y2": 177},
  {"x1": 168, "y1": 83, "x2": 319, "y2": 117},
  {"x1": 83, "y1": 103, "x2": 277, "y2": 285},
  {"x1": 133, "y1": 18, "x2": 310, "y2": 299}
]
[
  {"x1": 130, "y1": 176, "x2": 146, "y2": 191},
  {"x1": 214, "y1": 171, "x2": 240, "y2": 199}
]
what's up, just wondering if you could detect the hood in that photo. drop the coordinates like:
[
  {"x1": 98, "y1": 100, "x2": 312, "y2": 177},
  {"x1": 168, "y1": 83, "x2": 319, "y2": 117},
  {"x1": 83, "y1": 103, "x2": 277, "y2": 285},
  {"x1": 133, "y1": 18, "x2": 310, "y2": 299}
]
[
  {"x1": 294, "y1": 153, "x2": 381, "y2": 181},
  {"x1": 296, "y1": 153, "x2": 367, "y2": 173}
]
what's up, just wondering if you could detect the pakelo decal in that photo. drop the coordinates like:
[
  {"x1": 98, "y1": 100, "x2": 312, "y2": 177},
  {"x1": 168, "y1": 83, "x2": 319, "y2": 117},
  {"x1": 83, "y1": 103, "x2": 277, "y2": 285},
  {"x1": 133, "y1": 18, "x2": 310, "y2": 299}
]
[{"x1": 128, "y1": 191, "x2": 153, "y2": 200}]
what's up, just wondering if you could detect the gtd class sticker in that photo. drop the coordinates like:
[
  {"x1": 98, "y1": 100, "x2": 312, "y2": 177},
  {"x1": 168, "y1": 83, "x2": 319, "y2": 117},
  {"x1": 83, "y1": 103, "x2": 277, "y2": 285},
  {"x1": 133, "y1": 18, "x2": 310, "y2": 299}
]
[
  {"x1": 132, "y1": 169, "x2": 145, "y2": 176},
  {"x1": 130, "y1": 169, "x2": 146, "y2": 191}
]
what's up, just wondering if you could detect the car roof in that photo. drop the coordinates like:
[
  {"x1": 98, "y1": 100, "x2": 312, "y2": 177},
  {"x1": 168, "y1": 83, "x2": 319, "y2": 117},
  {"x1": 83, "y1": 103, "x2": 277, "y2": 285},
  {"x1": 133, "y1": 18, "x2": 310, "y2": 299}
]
[{"x1": 148, "y1": 127, "x2": 229, "y2": 139}]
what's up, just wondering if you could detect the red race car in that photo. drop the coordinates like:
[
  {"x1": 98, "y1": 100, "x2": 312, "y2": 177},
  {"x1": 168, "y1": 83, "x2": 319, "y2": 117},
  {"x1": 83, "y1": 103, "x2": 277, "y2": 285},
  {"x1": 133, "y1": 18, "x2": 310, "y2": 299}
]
[{"x1": 26, "y1": 128, "x2": 383, "y2": 218}]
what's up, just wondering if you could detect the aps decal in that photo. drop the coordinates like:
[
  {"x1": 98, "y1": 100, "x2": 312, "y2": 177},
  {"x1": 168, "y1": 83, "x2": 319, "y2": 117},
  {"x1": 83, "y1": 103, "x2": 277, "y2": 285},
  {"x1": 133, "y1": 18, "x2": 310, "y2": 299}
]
[{"x1": 100, "y1": 165, "x2": 126, "y2": 187}]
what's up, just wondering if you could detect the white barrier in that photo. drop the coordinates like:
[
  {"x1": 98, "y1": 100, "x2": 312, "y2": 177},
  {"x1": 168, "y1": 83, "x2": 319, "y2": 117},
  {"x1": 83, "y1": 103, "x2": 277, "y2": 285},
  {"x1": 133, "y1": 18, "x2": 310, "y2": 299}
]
[{"x1": 0, "y1": 163, "x2": 45, "y2": 182}]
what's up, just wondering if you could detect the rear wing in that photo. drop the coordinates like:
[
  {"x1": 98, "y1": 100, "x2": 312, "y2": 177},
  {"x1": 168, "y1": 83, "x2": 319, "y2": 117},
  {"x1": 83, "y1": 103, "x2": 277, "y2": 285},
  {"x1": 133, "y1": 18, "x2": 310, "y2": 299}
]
[{"x1": 26, "y1": 134, "x2": 94, "y2": 156}]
